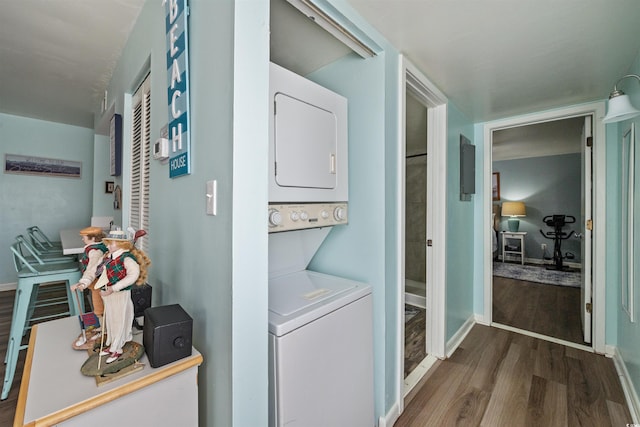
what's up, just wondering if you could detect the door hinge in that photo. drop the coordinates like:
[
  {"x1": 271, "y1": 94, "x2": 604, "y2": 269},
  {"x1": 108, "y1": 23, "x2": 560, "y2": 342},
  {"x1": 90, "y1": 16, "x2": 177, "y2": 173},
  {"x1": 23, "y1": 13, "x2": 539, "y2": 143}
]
[
  {"x1": 586, "y1": 302, "x2": 592, "y2": 314},
  {"x1": 586, "y1": 136, "x2": 593, "y2": 147},
  {"x1": 426, "y1": 239, "x2": 433, "y2": 247},
  {"x1": 586, "y1": 219, "x2": 593, "y2": 231}
]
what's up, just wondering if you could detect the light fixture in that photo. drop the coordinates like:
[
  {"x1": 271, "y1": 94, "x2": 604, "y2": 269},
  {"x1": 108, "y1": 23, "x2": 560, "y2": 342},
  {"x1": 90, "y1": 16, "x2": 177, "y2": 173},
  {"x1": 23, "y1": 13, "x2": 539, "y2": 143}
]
[
  {"x1": 502, "y1": 201, "x2": 526, "y2": 232},
  {"x1": 603, "y1": 74, "x2": 640, "y2": 123}
]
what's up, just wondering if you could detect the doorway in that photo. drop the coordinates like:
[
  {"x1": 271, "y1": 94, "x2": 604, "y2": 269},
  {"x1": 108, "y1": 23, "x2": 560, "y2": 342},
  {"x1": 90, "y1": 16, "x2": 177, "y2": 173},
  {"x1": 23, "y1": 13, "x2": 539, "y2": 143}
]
[
  {"x1": 482, "y1": 102, "x2": 607, "y2": 353},
  {"x1": 491, "y1": 116, "x2": 588, "y2": 345},
  {"x1": 403, "y1": 90, "x2": 428, "y2": 378},
  {"x1": 398, "y1": 57, "x2": 447, "y2": 408}
]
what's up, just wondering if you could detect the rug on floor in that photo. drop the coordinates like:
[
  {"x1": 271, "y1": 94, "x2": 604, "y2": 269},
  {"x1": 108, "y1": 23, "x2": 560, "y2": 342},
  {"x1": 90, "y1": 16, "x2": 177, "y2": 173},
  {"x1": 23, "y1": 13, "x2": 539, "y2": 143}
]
[{"x1": 493, "y1": 262, "x2": 581, "y2": 287}]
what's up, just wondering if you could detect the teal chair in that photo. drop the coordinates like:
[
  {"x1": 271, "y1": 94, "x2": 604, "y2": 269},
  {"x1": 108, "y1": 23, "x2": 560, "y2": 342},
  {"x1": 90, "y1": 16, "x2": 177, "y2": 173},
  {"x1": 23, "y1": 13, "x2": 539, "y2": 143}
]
[
  {"x1": 14, "y1": 235, "x2": 73, "y2": 264},
  {"x1": 1, "y1": 243, "x2": 82, "y2": 400},
  {"x1": 26, "y1": 226, "x2": 63, "y2": 253}
]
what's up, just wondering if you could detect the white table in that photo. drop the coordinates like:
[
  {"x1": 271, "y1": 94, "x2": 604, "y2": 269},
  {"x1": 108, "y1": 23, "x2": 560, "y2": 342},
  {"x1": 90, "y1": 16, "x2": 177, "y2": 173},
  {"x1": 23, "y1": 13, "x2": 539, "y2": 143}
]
[
  {"x1": 14, "y1": 316, "x2": 202, "y2": 426},
  {"x1": 501, "y1": 231, "x2": 527, "y2": 264},
  {"x1": 59, "y1": 228, "x2": 85, "y2": 255}
]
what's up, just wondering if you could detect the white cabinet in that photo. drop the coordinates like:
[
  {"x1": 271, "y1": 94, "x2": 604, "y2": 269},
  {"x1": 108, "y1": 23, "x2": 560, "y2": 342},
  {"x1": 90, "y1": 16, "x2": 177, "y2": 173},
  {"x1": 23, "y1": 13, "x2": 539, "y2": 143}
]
[{"x1": 14, "y1": 317, "x2": 202, "y2": 426}]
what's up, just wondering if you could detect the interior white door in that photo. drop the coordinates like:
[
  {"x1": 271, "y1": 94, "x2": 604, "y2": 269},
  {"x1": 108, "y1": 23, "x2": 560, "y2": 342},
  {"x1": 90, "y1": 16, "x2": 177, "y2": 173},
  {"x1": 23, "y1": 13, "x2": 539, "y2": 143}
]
[{"x1": 580, "y1": 115, "x2": 593, "y2": 343}]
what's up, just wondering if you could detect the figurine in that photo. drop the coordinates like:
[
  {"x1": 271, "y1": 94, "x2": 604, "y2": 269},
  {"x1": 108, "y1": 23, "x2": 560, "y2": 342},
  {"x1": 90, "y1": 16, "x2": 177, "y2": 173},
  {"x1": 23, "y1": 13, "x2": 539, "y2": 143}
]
[
  {"x1": 94, "y1": 229, "x2": 151, "y2": 364},
  {"x1": 70, "y1": 226, "x2": 108, "y2": 347}
]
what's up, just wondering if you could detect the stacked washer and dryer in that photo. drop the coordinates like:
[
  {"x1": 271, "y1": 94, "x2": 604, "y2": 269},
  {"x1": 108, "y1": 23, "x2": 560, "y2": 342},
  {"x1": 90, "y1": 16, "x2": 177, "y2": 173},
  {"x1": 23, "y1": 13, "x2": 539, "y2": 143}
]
[{"x1": 267, "y1": 62, "x2": 374, "y2": 427}]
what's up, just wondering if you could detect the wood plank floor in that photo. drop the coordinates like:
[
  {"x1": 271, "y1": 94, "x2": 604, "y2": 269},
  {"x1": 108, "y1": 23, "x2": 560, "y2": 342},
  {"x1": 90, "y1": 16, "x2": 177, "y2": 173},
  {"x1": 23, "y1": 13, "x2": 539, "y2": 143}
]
[
  {"x1": 405, "y1": 305, "x2": 426, "y2": 377},
  {"x1": 493, "y1": 274, "x2": 584, "y2": 345},
  {"x1": 396, "y1": 324, "x2": 632, "y2": 426}
]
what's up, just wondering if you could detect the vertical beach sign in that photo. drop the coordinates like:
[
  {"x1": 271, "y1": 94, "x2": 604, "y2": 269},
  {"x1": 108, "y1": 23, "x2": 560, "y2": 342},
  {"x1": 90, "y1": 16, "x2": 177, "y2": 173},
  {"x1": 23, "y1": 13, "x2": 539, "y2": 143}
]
[{"x1": 165, "y1": 0, "x2": 191, "y2": 178}]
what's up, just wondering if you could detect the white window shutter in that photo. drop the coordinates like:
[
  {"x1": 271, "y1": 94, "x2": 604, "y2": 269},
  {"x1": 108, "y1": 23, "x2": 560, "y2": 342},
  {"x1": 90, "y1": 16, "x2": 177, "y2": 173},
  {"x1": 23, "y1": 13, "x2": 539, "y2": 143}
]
[{"x1": 130, "y1": 74, "x2": 151, "y2": 253}]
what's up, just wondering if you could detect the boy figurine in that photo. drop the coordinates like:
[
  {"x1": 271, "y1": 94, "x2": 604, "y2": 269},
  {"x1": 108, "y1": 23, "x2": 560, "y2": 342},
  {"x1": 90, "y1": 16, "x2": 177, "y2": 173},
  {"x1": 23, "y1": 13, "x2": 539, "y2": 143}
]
[
  {"x1": 95, "y1": 229, "x2": 151, "y2": 364},
  {"x1": 70, "y1": 226, "x2": 108, "y2": 346}
]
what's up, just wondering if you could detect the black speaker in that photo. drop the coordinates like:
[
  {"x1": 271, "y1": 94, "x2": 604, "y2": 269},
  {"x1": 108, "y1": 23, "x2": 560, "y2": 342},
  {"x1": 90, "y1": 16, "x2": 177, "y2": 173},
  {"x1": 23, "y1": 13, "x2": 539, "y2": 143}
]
[
  {"x1": 131, "y1": 283, "x2": 152, "y2": 318},
  {"x1": 143, "y1": 304, "x2": 192, "y2": 368}
]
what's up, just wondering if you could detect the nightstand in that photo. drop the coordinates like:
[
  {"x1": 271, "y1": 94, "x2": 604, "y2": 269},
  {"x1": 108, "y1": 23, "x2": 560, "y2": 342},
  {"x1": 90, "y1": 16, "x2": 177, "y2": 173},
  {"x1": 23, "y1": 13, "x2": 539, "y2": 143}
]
[{"x1": 501, "y1": 231, "x2": 527, "y2": 265}]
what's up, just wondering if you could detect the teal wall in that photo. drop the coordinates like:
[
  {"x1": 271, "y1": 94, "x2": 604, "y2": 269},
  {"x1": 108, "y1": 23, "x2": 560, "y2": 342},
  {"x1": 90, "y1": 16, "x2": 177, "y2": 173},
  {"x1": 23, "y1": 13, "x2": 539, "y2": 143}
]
[
  {"x1": 307, "y1": 52, "x2": 392, "y2": 417},
  {"x1": 0, "y1": 0, "x2": 480, "y2": 421},
  {"x1": 91, "y1": 134, "x2": 120, "y2": 224},
  {"x1": 494, "y1": 153, "x2": 582, "y2": 262},
  {"x1": 446, "y1": 104, "x2": 475, "y2": 339},
  {"x1": 14, "y1": 0, "x2": 637, "y2": 424},
  {"x1": 0, "y1": 113, "x2": 94, "y2": 284},
  {"x1": 93, "y1": 1, "x2": 269, "y2": 425},
  {"x1": 612, "y1": 50, "x2": 640, "y2": 406}
]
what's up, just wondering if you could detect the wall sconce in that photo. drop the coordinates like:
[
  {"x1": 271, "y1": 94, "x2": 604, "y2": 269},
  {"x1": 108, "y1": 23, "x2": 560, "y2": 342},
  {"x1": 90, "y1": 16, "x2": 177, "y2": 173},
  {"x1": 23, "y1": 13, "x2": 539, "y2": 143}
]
[
  {"x1": 603, "y1": 74, "x2": 640, "y2": 123},
  {"x1": 502, "y1": 201, "x2": 526, "y2": 232}
]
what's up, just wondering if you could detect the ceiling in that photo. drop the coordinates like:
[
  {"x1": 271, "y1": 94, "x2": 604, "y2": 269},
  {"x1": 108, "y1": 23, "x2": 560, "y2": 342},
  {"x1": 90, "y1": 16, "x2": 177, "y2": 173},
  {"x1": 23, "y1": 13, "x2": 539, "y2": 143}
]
[
  {"x1": 2, "y1": 1, "x2": 640, "y2": 130},
  {"x1": 347, "y1": 0, "x2": 640, "y2": 123},
  {"x1": 0, "y1": 0, "x2": 145, "y2": 129}
]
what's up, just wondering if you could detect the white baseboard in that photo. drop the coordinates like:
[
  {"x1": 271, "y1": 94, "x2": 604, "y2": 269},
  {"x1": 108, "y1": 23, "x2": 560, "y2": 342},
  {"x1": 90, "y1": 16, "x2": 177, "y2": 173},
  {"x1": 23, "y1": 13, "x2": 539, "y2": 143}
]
[
  {"x1": 475, "y1": 313, "x2": 490, "y2": 326},
  {"x1": 378, "y1": 402, "x2": 400, "y2": 427},
  {"x1": 0, "y1": 282, "x2": 17, "y2": 292},
  {"x1": 446, "y1": 315, "x2": 476, "y2": 358},
  {"x1": 403, "y1": 354, "x2": 438, "y2": 397},
  {"x1": 611, "y1": 347, "x2": 640, "y2": 423},
  {"x1": 404, "y1": 292, "x2": 426, "y2": 309}
]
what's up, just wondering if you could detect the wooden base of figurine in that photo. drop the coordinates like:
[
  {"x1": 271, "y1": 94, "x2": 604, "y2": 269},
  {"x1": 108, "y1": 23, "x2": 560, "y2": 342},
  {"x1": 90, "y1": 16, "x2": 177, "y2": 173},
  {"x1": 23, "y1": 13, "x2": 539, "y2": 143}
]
[{"x1": 80, "y1": 341, "x2": 146, "y2": 386}]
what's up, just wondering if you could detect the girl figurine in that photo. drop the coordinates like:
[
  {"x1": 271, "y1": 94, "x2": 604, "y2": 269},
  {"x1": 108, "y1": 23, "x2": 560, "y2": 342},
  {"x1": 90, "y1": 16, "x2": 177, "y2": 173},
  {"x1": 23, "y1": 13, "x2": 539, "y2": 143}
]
[
  {"x1": 70, "y1": 226, "x2": 108, "y2": 346},
  {"x1": 95, "y1": 228, "x2": 151, "y2": 364}
]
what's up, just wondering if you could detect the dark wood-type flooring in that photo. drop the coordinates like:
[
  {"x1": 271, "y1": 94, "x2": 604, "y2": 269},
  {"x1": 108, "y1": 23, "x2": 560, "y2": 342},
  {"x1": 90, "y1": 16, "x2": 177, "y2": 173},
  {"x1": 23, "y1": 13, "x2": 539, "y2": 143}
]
[
  {"x1": 0, "y1": 285, "x2": 90, "y2": 425},
  {"x1": 493, "y1": 274, "x2": 584, "y2": 345},
  {"x1": 396, "y1": 324, "x2": 632, "y2": 426},
  {"x1": 405, "y1": 305, "x2": 426, "y2": 377}
]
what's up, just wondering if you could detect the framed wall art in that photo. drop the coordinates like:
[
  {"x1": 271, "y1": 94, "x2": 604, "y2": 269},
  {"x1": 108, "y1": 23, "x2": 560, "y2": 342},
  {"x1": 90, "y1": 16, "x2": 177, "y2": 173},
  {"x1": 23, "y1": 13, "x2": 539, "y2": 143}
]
[
  {"x1": 492, "y1": 172, "x2": 500, "y2": 201},
  {"x1": 4, "y1": 154, "x2": 81, "y2": 178}
]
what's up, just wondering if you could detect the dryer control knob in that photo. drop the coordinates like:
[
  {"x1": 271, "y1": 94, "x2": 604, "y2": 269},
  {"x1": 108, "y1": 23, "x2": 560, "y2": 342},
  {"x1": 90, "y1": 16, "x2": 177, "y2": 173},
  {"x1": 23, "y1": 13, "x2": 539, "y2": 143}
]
[
  {"x1": 290, "y1": 211, "x2": 300, "y2": 221},
  {"x1": 334, "y1": 206, "x2": 346, "y2": 221},
  {"x1": 268, "y1": 209, "x2": 282, "y2": 227},
  {"x1": 300, "y1": 211, "x2": 309, "y2": 221},
  {"x1": 320, "y1": 210, "x2": 330, "y2": 219}
]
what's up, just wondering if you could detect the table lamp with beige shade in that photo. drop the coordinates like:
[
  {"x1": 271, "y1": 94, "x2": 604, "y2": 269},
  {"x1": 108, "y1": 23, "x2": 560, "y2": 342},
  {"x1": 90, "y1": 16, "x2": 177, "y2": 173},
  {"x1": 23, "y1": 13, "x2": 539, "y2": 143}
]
[{"x1": 502, "y1": 201, "x2": 526, "y2": 232}]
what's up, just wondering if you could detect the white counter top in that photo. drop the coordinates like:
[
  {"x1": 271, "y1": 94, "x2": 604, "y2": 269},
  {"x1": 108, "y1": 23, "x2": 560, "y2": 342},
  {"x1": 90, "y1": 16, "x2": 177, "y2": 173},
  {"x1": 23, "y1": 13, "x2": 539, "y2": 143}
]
[
  {"x1": 14, "y1": 316, "x2": 202, "y2": 426},
  {"x1": 59, "y1": 228, "x2": 85, "y2": 255}
]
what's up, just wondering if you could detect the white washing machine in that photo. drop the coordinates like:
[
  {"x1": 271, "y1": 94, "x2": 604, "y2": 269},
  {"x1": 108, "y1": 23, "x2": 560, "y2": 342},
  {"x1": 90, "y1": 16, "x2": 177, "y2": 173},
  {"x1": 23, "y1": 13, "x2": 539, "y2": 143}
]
[
  {"x1": 268, "y1": 269, "x2": 373, "y2": 427},
  {"x1": 267, "y1": 63, "x2": 374, "y2": 426},
  {"x1": 268, "y1": 222, "x2": 374, "y2": 427}
]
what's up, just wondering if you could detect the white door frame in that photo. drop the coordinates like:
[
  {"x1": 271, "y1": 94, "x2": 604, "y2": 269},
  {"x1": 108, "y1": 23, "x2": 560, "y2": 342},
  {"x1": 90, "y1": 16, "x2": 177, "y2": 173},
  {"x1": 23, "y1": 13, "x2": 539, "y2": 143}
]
[
  {"x1": 395, "y1": 56, "x2": 448, "y2": 414},
  {"x1": 481, "y1": 101, "x2": 606, "y2": 354}
]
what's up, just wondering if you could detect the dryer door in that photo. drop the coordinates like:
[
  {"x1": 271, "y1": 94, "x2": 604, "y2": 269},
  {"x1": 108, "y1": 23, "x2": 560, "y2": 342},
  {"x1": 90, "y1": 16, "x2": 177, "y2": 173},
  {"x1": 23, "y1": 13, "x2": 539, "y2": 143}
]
[{"x1": 274, "y1": 93, "x2": 337, "y2": 189}]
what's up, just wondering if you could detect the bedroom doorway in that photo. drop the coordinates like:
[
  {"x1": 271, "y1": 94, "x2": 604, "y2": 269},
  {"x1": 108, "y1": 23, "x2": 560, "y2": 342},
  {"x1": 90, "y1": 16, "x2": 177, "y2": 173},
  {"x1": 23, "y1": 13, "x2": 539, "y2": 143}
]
[
  {"x1": 483, "y1": 102, "x2": 606, "y2": 353},
  {"x1": 491, "y1": 116, "x2": 588, "y2": 345}
]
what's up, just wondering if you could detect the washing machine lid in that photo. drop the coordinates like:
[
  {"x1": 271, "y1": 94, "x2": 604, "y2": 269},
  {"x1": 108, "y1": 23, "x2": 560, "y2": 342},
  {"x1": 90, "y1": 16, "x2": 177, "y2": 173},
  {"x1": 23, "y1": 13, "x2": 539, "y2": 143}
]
[{"x1": 268, "y1": 270, "x2": 371, "y2": 336}]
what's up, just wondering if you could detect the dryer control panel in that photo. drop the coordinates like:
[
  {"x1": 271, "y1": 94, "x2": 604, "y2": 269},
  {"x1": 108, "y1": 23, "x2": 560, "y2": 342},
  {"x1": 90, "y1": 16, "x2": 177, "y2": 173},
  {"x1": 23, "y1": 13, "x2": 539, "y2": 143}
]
[{"x1": 268, "y1": 203, "x2": 348, "y2": 233}]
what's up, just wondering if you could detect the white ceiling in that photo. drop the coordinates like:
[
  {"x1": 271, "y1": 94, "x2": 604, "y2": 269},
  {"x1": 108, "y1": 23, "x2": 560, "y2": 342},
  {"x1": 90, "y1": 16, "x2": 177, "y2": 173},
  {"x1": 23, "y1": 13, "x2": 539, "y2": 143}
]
[
  {"x1": 0, "y1": 0, "x2": 145, "y2": 129},
  {"x1": 347, "y1": 0, "x2": 640, "y2": 122},
  {"x1": 2, "y1": 1, "x2": 640, "y2": 130}
]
